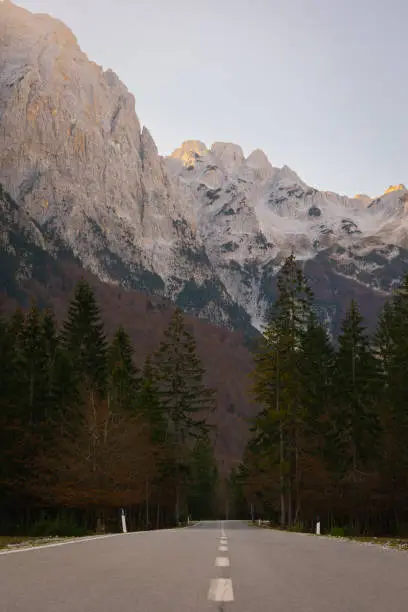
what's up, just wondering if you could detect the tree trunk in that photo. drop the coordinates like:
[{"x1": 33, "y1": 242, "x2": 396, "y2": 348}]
[
  {"x1": 145, "y1": 475, "x2": 149, "y2": 529},
  {"x1": 287, "y1": 478, "x2": 292, "y2": 529},
  {"x1": 277, "y1": 351, "x2": 286, "y2": 527},
  {"x1": 279, "y1": 425, "x2": 285, "y2": 527},
  {"x1": 175, "y1": 475, "x2": 180, "y2": 525},
  {"x1": 294, "y1": 444, "x2": 301, "y2": 525}
]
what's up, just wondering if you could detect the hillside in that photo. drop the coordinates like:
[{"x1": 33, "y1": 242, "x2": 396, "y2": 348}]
[{"x1": 0, "y1": 184, "x2": 256, "y2": 473}]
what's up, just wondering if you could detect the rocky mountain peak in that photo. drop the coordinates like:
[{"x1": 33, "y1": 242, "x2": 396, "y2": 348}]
[
  {"x1": 384, "y1": 184, "x2": 406, "y2": 195},
  {"x1": 354, "y1": 193, "x2": 372, "y2": 203},
  {"x1": 2, "y1": 1, "x2": 408, "y2": 343},
  {"x1": 0, "y1": 0, "x2": 78, "y2": 48},
  {"x1": 170, "y1": 140, "x2": 208, "y2": 167},
  {"x1": 210, "y1": 142, "x2": 245, "y2": 170},
  {"x1": 246, "y1": 149, "x2": 274, "y2": 179}
]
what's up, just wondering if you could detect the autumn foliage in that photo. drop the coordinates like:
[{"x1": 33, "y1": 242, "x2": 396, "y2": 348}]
[{"x1": 0, "y1": 281, "x2": 219, "y2": 535}]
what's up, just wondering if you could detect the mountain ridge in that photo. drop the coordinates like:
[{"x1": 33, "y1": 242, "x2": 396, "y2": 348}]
[
  {"x1": 1, "y1": 0, "x2": 407, "y2": 338},
  {"x1": 0, "y1": 182, "x2": 256, "y2": 472}
]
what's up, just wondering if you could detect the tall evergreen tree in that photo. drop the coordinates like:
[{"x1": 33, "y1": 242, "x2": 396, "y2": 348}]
[
  {"x1": 136, "y1": 355, "x2": 165, "y2": 440},
  {"x1": 251, "y1": 253, "x2": 313, "y2": 527},
  {"x1": 20, "y1": 303, "x2": 50, "y2": 426},
  {"x1": 154, "y1": 308, "x2": 214, "y2": 440},
  {"x1": 62, "y1": 280, "x2": 107, "y2": 399},
  {"x1": 295, "y1": 314, "x2": 335, "y2": 521},
  {"x1": 187, "y1": 434, "x2": 218, "y2": 519},
  {"x1": 108, "y1": 325, "x2": 138, "y2": 414},
  {"x1": 0, "y1": 314, "x2": 17, "y2": 500},
  {"x1": 40, "y1": 309, "x2": 59, "y2": 421},
  {"x1": 331, "y1": 300, "x2": 380, "y2": 477},
  {"x1": 154, "y1": 308, "x2": 215, "y2": 522},
  {"x1": 375, "y1": 275, "x2": 408, "y2": 521}
]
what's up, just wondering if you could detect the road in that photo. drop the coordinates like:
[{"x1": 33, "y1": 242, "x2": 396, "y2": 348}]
[{"x1": 2, "y1": 520, "x2": 408, "y2": 611}]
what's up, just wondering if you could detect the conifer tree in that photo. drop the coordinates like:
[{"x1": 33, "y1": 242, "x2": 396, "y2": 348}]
[
  {"x1": 330, "y1": 300, "x2": 380, "y2": 476},
  {"x1": 0, "y1": 314, "x2": 17, "y2": 499},
  {"x1": 108, "y1": 325, "x2": 138, "y2": 414},
  {"x1": 251, "y1": 253, "x2": 313, "y2": 526},
  {"x1": 375, "y1": 275, "x2": 408, "y2": 517},
  {"x1": 20, "y1": 303, "x2": 50, "y2": 426},
  {"x1": 154, "y1": 308, "x2": 215, "y2": 522},
  {"x1": 154, "y1": 308, "x2": 214, "y2": 440},
  {"x1": 40, "y1": 309, "x2": 59, "y2": 421},
  {"x1": 136, "y1": 355, "x2": 165, "y2": 440},
  {"x1": 62, "y1": 280, "x2": 107, "y2": 399},
  {"x1": 187, "y1": 434, "x2": 218, "y2": 519}
]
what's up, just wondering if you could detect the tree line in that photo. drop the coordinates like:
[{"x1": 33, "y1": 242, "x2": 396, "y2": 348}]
[
  {"x1": 230, "y1": 254, "x2": 408, "y2": 537},
  {"x1": 0, "y1": 280, "x2": 219, "y2": 536}
]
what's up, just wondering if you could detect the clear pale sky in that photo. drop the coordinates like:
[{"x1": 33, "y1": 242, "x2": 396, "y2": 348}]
[{"x1": 14, "y1": 0, "x2": 408, "y2": 196}]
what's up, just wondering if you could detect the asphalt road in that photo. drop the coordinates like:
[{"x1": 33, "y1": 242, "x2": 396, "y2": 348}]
[{"x1": 2, "y1": 520, "x2": 408, "y2": 611}]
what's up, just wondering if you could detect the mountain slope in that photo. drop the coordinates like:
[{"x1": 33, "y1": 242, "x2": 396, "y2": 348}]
[
  {"x1": 166, "y1": 141, "x2": 408, "y2": 331},
  {"x1": 1, "y1": 1, "x2": 407, "y2": 336},
  {"x1": 0, "y1": 0, "x2": 254, "y2": 335},
  {"x1": 0, "y1": 183, "x2": 256, "y2": 472}
]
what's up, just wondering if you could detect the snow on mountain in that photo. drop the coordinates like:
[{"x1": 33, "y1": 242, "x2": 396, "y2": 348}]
[
  {"x1": 165, "y1": 142, "x2": 408, "y2": 328},
  {"x1": 1, "y1": 1, "x2": 407, "y2": 337}
]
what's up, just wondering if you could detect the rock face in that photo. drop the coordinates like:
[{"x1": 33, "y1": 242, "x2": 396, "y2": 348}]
[
  {"x1": 165, "y1": 141, "x2": 408, "y2": 331},
  {"x1": 0, "y1": 184, "x2": 255, "y2": 473},
  {"x1": 1, "y1": 1, "x2": 408, "y2": 337},
  {"x1": 0, "y1": 1, "x2": 253, "y2": 333}
]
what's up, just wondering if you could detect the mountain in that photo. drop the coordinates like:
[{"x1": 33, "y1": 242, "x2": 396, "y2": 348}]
[
  {"x1": 166, "y1": 141, "x2": 408, "y2": 333},
  {"x1": 0, "y1": 183, "x2": 256, "y2": 473},
  {"x1": 1, "y1": 0, "x2": 407, "y2": 339},
  {"x1": 0, "y1": 0, "x2": 253, "y2": 333}
]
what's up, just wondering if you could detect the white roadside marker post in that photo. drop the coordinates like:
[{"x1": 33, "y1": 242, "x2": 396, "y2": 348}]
[
  {"x1": 121, "y1": 508, "x2": 128, "y2": 533},
  {"x1": 316, "y1": 519, "x2": 321, "y2": 535}
]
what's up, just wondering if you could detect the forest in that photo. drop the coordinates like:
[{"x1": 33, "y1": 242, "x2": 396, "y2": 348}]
[
  {"x1": 0, "y1": 281, "x2": 220, "y2": 536},
  {"x1": 230, "y1": 254, "x2": 408, "y2": 537},
  {"x1": 2, "y1": 256, "x2": 408, "y2": 539}
]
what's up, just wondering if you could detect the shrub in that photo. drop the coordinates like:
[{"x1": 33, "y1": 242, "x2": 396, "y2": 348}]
[
  {"x1": 330, "y1": 526, "x2": 345, "y2": 537},
  {"x1": 289, "y1": 522, "x2": 305, "y2": 533},
  {"x1": 29, "y1": 514, "x2": 87, "y2": 538}
]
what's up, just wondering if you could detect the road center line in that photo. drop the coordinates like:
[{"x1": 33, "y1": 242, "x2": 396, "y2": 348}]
[
  {"x1": 218, "y1": 545, "x2": 228, "y2": 552},
  {"x1": 208, "y1": 578, "x2": 234, "y2": 602},
  {"x1": 215, "y1": 556, "x2": 230, "y2": 567}
]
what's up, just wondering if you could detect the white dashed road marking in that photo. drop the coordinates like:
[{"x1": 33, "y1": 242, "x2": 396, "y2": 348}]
[
  {"x1": 208, "y1": 521, "x2": 234, "y2": 603},
  {"x1": 208, "y1": 578, "x2": 234, "y2": 602},
  {"x1": 215, "y1": 556, "x2": 230, "y2": 567}
]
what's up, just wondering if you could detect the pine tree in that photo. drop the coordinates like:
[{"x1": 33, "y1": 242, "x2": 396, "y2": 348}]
[
  {"x1": 299, "y1": 314, "x2": 334, "y2": 443},
  {"x1": 136, "y1": 355, "x2": 165, "y2": 440},
  {"x1": 154, "y1": 308, "x2": 214, "y2": 440},
  {"x1": 0, "y1": 313, "x2": 17, "y2": 499},
  {"x1": 20, "y1": 303, "x2": 50, "y2": 426},
  {"x1": 187, "y1": 434, "x2": 218, "y2": 519},
  {"x1": 331, "y1": 300, "x2": 380, "y2": 477},
  {"x1": 154, "y1": 308, "x2": 215, "y2": 522},
  {"x1": 108, "y1": 325, "x2": 138, "y2": 414},
  {"x1": 62, "y1": 280, "x2": 107, "y2": 399},
  {"x1": 251, "y1": 253, "x2": 313, "y2": 527},
  {"x1": 41, "y1": 309, "x2": 59, "y2": 421},
  {"x1": 375, "y1": 275, "x2": 408, "y2": 522}
]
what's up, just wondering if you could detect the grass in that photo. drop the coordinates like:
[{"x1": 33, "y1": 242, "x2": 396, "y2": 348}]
[
  {"x1": 0, "y1": 535, "x2": 78, "y2": 551},
  {"x1": 335, "y1": 535, "x2": 408, "y2": 551},
  {"x1": 249, "y1": 522, "x2": 408, "y2": 550}
]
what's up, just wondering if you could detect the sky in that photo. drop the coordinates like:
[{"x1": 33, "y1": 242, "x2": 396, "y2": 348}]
[{"x1": 14, "y1": 0, "x2": 408, "y2": 196}]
